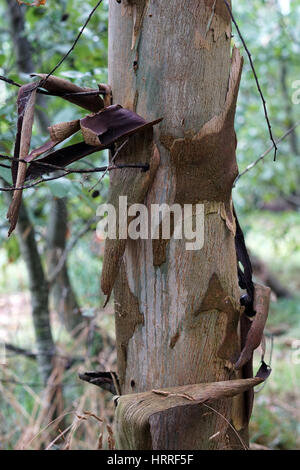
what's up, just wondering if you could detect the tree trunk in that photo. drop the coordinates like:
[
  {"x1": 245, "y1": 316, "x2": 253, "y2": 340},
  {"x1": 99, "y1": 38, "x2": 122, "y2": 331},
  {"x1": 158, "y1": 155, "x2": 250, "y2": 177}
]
[
  {"x1": 46, "y1": 197, "x2": 83, "y2": 334},
  {"x1": 17, "y1": 204, "x2": 55, "y2": 385},
  {"x1": 6, "y1": 0, "x2": 50, "y2": 132},
  {"x1": 2, "y1": 191, "x2": 56, "y2": 385},
  {"x1": 107, "y1": 0, "x2": 249, "y2": 450}
]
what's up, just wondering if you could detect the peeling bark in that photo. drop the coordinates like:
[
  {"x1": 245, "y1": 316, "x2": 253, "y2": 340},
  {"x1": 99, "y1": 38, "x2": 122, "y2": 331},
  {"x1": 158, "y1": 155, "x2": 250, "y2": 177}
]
[
  {"x1": 115, "y1": 378, "x2": 263, "y2": 450},
  {"x1": 108, "y1": 0, "x2": 251, "y2": 449}
]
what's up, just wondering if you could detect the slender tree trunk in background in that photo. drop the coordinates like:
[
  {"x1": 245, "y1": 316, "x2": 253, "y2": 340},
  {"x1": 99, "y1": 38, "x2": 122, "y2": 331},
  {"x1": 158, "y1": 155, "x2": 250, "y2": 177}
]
[
  {"x1": 2, "y1": 182, "x2": 55, "y2": 385},
  {"x1": 6, "y1": 0, "x2": 82, "y2": 334},
  {"x1": 108, "y1": 0, "x2": 249, "y2": 449},
  {"x1": 47, "y1": 198, "x2": 83, "y2": 333},
  {"x1": 15, "y1": 201, "x2": 64, "y2": 430},
  {"x1": 280, "y1": 61, "x2": 299, "y2": 155},
  {"x1": 16, "y1": 204, "x2": 55, "y2": 385},
  {"x1": 6, "y1": 0, "x2": 49, "y2": 132}
]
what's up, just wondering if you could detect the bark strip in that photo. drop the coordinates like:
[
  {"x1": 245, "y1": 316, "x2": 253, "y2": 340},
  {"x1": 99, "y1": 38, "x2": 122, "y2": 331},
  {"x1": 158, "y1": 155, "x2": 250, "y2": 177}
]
[{"x1": 115, "y1": 378, "x2": 263, "y2": 450}]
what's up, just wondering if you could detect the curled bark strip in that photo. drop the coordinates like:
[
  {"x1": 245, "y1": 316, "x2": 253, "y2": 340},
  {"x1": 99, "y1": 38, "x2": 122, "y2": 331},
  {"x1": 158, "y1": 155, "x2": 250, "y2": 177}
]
[
  {"x1": 31, "y1": 73, "x2": 104, "y2": 112},
  {"x1": 7, "y1": 83, "x2": 38, "y2": 236},
  {"x1": 26, "y1": 107, "x2": 161, "y2": 181},
  {"x1": 79, "y1": 371, "x2": 120, "y2": 395},
  {"x1": 115, "y1": 378, "x2": 264, "y2": 450},
  {"x1": 26, "y1": 141, "x2": 103, "y2": 180},
  {"x1": 98, "y1": 83, "x2": 112, "y2": 108},
  {"x1": 235, "y1": 284, "x2": 271, "y2": 370},
  {"x1": 25, "y1": 120, "x2": 81, "y2": 162},
  {"x1": 255, "y1": 361, "x2": 271, "y2": 381},
  {"x1": 25, "y1": 105, "x2": 162, "y2": 181},
  {"x1": 11, "y1": 82, "x2": 39, "y2": 185},
  {"x1": 80, "y1": 104, "x2": 162, "y2": 147},
  {"x1": 101, "y1": 138, "x2": 160, "y2": 301},
  {"x1": 48, "y1": 120, "x2": 81, "y2": 143},
  {"x1": 234, "y1": 206, "x2": 255, "y2": 316}
]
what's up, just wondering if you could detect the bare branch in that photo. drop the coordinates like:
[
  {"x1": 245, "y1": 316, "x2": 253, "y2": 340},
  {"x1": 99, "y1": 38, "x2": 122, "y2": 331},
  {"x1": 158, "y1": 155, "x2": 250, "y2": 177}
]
[
  {"x1": 223, "y1": 0, "x2": 278, "y2": 161},
  {"x1": 235, "y1": 120, "x2": 300, "y2": 184},
  {"x1": 88, "y1": 139, "x2": 129, "y2": 192},
  {"x1": 47, "y1": 215, "x2": 98, "y2": 284},
  {"x1": 0, "y1": 162, "x2": 149, "y2": 192},
  {"x1": 41, "y1": 0, "x2": 104, "y2": 86}
]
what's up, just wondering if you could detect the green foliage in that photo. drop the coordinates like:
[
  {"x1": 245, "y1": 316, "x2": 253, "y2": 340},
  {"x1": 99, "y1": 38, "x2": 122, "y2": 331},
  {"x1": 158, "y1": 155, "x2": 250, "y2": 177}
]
[{"x1": 232, "y1": 1, "x2": 300, "y2": 212}]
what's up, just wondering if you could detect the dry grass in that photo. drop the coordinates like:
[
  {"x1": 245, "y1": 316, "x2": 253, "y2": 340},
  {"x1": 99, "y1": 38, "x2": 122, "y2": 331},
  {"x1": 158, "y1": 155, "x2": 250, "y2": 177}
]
[{"x1": 0, "y1": 294, "x2": 116, "y2": 450}]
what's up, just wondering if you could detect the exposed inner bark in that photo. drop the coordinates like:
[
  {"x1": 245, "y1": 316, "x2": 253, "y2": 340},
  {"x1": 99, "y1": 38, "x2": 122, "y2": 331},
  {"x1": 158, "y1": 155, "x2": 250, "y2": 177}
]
[{"x1": 107, "y1": 0, "x2": 252, "y2": 450}]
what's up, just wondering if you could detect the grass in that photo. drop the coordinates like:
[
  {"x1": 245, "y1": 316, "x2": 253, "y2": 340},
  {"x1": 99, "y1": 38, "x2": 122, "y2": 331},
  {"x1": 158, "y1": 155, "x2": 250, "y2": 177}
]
[{"x1": 0, "y1": 209, "x2": 299, "y2": 449}]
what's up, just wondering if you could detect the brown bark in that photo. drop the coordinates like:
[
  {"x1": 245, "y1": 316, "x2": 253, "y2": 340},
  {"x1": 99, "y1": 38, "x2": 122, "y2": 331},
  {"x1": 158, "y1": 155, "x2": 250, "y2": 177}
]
[{"x1": 106, "y1": 0, "x2": 252, "y2": 449}]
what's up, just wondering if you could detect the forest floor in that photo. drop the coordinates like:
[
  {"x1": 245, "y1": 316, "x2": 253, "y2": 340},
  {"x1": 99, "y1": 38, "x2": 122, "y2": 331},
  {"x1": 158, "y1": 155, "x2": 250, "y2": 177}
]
[
  {"x1": 0, "y1": 210, "x2": 299, "y2": 449},
  {"x1": 0, "y1": 290, "x2": 299, "y2": 450}
]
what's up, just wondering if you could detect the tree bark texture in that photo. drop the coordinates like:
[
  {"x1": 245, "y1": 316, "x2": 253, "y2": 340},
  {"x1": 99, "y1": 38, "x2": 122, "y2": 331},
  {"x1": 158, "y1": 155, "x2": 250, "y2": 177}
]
[{"x1": 105, "y1": 0, "x2": 248, "y2": 449}]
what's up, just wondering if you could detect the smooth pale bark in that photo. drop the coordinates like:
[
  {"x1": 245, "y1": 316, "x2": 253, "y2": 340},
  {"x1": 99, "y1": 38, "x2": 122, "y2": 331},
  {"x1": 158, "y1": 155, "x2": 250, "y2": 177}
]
[{"x1": 108, "y1": 0, "x2": 248, "y2": 449}]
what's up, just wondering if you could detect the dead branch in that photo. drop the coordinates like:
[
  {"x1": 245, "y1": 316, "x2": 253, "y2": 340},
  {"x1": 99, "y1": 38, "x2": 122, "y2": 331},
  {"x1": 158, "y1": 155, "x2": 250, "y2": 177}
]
[{"x1": 223, "y1": 0, "x2": 278, "y2": 160}]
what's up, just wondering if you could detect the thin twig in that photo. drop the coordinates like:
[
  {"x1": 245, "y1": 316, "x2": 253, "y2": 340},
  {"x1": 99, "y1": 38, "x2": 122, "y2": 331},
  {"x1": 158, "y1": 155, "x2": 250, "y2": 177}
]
[
  {"x1": 48, "y1": 216, "x2": 98, "y2": 284},
  {"x1": 201, "y1": 402, "x2": 248, "y2": 450},
  {"x1": 0, "y1": 75, "x2": 103, "y2": 97},
  {"x1": 4, "y1": 342, "x2": 84, "y2": 364},
  {"x1": 88, "y1": 139, "x2": 129, "y2": 192},
  {"x1": 0, "y1": 162, "x2": 11, "y2": 169},
  {"x1": 235, "y1": 120, "x2": 300, "y2": 184},
  {"x1": 41, "y1": 0, "x2": 104, "y2": 86},
  {"x1": 0, "y1": 75, "x2": 21, "y2": 88},
  {"x1": 223, "y1": 0, "x2": 278, "y2": 161},
  {"x1": 0, "y1": 163, "x2": 148, "y2": 192}
]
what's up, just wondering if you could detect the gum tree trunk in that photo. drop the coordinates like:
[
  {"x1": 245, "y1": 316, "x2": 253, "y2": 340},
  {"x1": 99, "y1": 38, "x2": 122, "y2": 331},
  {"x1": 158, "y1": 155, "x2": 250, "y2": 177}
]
[{"x1": 108, "y1": 0, "x2": 248, "y2": 449}]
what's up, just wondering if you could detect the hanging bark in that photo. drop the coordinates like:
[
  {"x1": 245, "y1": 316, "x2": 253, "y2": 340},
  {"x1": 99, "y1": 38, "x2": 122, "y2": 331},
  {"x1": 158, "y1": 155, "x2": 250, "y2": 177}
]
[{"x1": 106, "y1": 0, "x2": 258, "y2": 450}]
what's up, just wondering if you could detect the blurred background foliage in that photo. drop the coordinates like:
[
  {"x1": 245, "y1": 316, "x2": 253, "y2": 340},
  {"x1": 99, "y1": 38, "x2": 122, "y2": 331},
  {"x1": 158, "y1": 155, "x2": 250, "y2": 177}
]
[{"x1": 0, "y1": 0, "x2": 299, "y2": 450}]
